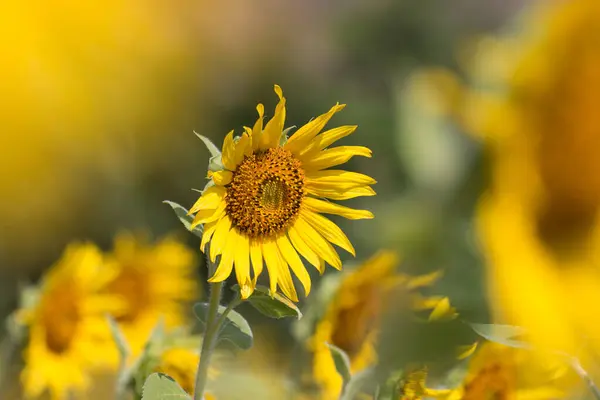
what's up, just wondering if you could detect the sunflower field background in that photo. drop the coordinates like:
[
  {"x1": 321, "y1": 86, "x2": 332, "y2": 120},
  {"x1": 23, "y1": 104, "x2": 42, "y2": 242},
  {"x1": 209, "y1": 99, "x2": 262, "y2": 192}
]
[{"x1": 2, "y1": 0, "x2": 600, "y2": 399}]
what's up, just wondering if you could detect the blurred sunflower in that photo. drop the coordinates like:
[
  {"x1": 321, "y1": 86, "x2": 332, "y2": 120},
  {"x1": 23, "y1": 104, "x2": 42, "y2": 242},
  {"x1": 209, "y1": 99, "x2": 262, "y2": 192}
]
[
  {"x1": 397, "y1": 367, "x2": 453, "y2": 400},
  {"x1": 103, "y1": 233, "x2": 198, "y2": 355},
  {"x1": 189, "y1": 85, "x2": 375, "y2": 301},
  {"x1": 456, "y1": 0, "x2": 600, "y2": 380},
  {"x1": 154, "y1": 347, "x2": 217, "y2": 398},
  {"x1": 307, "y1": 251, "x2": 446, "y2": 400},
  {"x1": 18, "y1": 243, "x2": 122, "y2": 399}
]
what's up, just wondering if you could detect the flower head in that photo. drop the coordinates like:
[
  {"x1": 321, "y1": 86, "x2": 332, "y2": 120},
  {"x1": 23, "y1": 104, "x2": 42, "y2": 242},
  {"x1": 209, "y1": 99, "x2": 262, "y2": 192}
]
[
  {"x1": 19, "y1": 243, "x2": 122, "y2": 399},
  {"x1": 307, "y1": 251, "x2": 446, "y2": 400},
  {"x1": 190, "y1": 85, "x2": 375, "y2": 300},
  {"x1": 102, "y1": 232, "x2": 198, "y2": 355}
]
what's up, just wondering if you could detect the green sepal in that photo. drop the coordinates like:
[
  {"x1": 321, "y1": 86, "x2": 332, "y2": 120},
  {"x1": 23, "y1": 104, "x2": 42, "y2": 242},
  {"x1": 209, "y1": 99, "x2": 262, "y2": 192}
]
[
  {"x1": 469, "y1": 323, "x2": 531, "y2": 349},
  {"x1": 163, "y1": 201, "x2": 204, "y2": 238}
]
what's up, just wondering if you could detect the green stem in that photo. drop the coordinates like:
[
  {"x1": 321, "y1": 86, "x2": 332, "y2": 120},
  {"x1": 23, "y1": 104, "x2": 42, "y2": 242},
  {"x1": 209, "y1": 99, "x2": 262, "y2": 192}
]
[
  {"x1": 193, "y1": 281, "x2": 223, "y2": 400},
  {"x1": 570, "y1": 357, "x2": 600, "y2": 400}
]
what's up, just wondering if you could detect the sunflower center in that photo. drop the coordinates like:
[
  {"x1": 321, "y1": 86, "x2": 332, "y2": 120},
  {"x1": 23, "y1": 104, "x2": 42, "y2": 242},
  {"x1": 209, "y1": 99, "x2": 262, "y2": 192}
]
[
  {"x1": 41, "y1": 282, "x2": 80, "y2": 354},
  {"x1": 226, "y1": 147, "x2": 305, "y2": 238},
  {"x1": 107, "y1": 266, "x2": 150, "y2": 323}
]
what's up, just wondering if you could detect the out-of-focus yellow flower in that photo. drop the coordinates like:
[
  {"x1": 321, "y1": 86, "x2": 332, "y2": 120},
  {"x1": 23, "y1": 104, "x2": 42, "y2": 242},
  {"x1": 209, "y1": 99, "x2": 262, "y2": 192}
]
[
  {"x1": 103, "y1": 233, "x2": 198, "y2": 355},
  {"x1": 449, "y1": 342, "x2": 571, "y2": 400},
  {"x1": 18, "y1": 243, "x2": 123, "y2": 399},
  {"x1": 308, "y1": 251, "x2": 446, "y2": 400},
  {"x1": 154, "y1": 347, "x2": 217, "y2": 398},
  {"x1": 458, "y1": 0, "x2": 600, "y2": 383},
  {"x1": 190, "y1": 85, "x2": 375, "y2": 301}
]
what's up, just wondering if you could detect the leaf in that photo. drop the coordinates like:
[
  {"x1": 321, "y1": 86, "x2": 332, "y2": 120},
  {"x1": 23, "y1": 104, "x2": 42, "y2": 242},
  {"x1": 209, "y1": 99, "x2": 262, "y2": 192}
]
[
  {"x1": 342, "y1": 368, "x2": 376, "y2": 400},
  {"x1": 194, "y1": 131, "x2": 221, "y2": 158},
  {"x1": 238, "y1": 285, "x2": 302, "y2": 320},
  {"x1": 106, "y1": 314, "x2": 130, "y2": 358},
  {"x1": 141, "y1": 373, "x2": 191, "y2": 400},
  {"x1": 194, "y1": 303, "x2": 253, "y2": 350},
  {"x1": 327, "y1": 343, "x2": 352, "y2": 385},
  {"x1": 469, "y1": 323, "x2": 531, "y2": 349},
  {"x1": 163, "y1": 201, "x2": 204, "y2": 238}
]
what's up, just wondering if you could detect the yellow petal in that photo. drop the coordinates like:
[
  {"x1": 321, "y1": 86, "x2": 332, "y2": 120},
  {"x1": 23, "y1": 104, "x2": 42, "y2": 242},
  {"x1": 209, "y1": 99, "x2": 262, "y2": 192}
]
[
  {"x1": 201, "y1": 221, "x2": 218, "y2": 252},
  {"x1": 209, "y1": 170, "x2": 233, "y2": 186},
  {"x1": 250, "y1": 240, "x2": 264, "y2": 284},
  {"x1": 190, "y1": 200, "x2": 226, "y2": 228},
  {"x1": 291, "y1": 217, "x2": 341, "y2": 270},
  {"x1": 208, "y1": 229, "x2": 236, "y2": 283},
  {"x1": 306, "y1": 170, "x2": 376, "y2": 192},
  {"x1": 303, "y1": 197, "x2": 374, "y2": 220},
  {"x1": 300, "y1": 209, "x2": 355, "y2": 256},
  {"x1": 456, "y1": 342, "x2": 478, "y2": 360},
  {"x1": 233, "y1": 232, "x2": 253, "y2": 299},
  {"x1": 258, "y1": 85, "x2": 286, "y2": 150},
  {"x1": 209, "y1": 215, "x2": 232, "y2": 262},
  {"x1": 405, "y1": 270, "x2": 443, "y2": 289},
  {"x1": 262, "y1": 240, "x2": 298, "y2": 302},
  {"x1": 303, "y1": 125, "x2": 358, "y2": 154},
  {"x1": 233, "y1": 133, "x2": 251, "y2": 167},
  {"x1": 287, "y1": 228, "x2": 323, "y2": 273},
  {"x1": 252, "y1": 104, "x2": 265, "y2": 150},
  {"x1": 285, "y1": 103, "x2": 346, "y2": 154},
  {"x1": 276, "y1": 235, "x2": 311, "y2": 296},
  {"x1": 221, "y1": 130, "x2": 236, "y2": 170},
  {"x1": 306, "y1": 185, "x2": 377, "y2": 200},
  {"x1": 301, "y1": 146, "x2": 372, "y2": 171},
  {"x1": 189, "y1": 186, "x2": 226, "y2": 214}
]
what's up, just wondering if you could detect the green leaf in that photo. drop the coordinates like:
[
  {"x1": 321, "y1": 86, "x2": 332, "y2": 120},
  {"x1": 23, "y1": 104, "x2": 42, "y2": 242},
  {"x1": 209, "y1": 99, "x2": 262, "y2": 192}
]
[
  {"x1": 469, "y1": 323, "x2": 531, "y2": 349},
  {"x1": 238, "y1": 285, "x2": 302, "y2": 320},
  {"x1": 194, "y1": 131, "x2": 221, "y2": 158},
  {"x1": 107, "y1": 314, "x2": 130, "y2": 358},
  {"x1": 141, "y1": 373, "x2": 191, "y2": 400},
  {"x1": 163, "y1": 201, "x2": 204, "y2": 238},
  {"x1": 194, "y1": 303, "x2": 253, "y2": 350},
  {"x1": 342, "y1": 368, "x2": 376, "y2": 400},
  {"x1": 327, "y1": 343, "x2": 352, "y2": 385}
]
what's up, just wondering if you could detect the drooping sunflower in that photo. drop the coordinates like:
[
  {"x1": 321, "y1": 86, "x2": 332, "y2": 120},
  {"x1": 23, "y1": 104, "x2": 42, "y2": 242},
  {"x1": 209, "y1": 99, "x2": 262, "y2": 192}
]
[
  {"x1": 19, "y1": 243, "x2": 123, "y2": 399},
  {"x1": 458, "y1": 0, "x2": 600, "y2": 381},
  {"x1": 189, "y1": 85, "x2": 375, "y2": 301},
  {"x1": 102, "y1": 232, "x2": 198, "y2": 355},
  {"x1": 307, "y1": 250, "x2": 447, "y2": 400}
]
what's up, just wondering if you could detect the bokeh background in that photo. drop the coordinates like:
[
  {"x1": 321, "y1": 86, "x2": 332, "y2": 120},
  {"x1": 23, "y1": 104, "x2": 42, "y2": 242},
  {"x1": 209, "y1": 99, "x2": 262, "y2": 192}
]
[{"x1": 4, "y1": 0, "x2": 600, "y2": 398}]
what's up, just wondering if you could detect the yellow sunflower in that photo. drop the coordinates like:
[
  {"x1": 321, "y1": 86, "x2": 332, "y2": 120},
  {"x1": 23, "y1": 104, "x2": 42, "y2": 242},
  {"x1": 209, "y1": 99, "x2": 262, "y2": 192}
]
[
  {"x1": 153, "y1": 347, "x2": 217, "y2": 398},
  {"x1": 458, "y1": 0, "x2": 600, "y2": 380},
  {"x1": 19, "y1": 243, "x2": 122, "y2": 399},
  {"x1": 189, "y1": 85, "x2": 375, "y2": 301},
  {"x1": 307, "y1": 251, "x2": 446, "y2": 400},
  {"x1": 102, "y1": 232, "x2": 198, "y2": 355}
]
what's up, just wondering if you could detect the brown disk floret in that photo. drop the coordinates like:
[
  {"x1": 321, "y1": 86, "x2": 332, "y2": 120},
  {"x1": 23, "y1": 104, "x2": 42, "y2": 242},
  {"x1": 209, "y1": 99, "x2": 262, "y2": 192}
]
[{"x1": 225, "y1": 147, "x2": 305, "y2": 238}]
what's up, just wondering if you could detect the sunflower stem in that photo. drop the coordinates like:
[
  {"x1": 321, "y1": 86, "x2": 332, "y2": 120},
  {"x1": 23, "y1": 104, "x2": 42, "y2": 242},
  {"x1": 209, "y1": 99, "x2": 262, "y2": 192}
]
[{"x1": 193, "y1": 281, "x2": 223, "y2": 400}]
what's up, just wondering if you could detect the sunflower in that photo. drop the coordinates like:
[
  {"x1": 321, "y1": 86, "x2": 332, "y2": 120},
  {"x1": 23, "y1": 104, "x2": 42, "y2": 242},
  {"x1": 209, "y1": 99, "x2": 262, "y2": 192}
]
[
  {"x1": 18, "y1": 243, "x2": 123, "y2": 399},
  {"x1": 189, "y1": 85, "x2": 375, "y2": 301},
  {"x1": 459, "y1": 0, "x2": 600, "y2": 381},
  {"x1": 102, "y1": 232, "x2": 198, "y2": 355},
  {"x1": 153, "y1": 347, "x2": 217, "y2": 398},
  {"x1": 307, "y1": 251, "x2": 446, "y2": 400}
]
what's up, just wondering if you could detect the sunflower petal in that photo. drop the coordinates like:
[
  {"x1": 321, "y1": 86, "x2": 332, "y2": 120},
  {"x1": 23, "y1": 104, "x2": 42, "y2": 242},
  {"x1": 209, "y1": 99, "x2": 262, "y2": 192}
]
[
  {"x1": 304, "y1": 125, "x2": 358, "y2": 153},
  {"x1": 288, "y1": 229, "x2": 323, "y2": 273},
  {"x1": 208, "y1": 228, "x2": 236, "y2": 282},
  {"x1": 306, "y1": 185, "x2": 377, "y2": 200},
  {"x1": 190, "y1": 200, "x2": 226, "y2": 228},
  {"x1": 201, "y1": 220, "x2": 218, "y2": 252},
  {"x1": 189, "y1": 186, "x2": 226, "y2": 214},
  {"x1": 262, "y1": 240, "x2": 298, "y2": 302},
  {"x1": 259, "y1": 85, "x2": 286, "y2": 150},
  {"x1": 233, "y1": 232, "x2": 253, "y2": 298},
  {"x1": 303, "y1": 197, "x2": 374, "y2": 220},
  {"x1": 276, "y1": 235, "x2": 311, "y2": 296},
  {"x1": 291, "y1": 217, "x2": 342, "y2": 270},
  {"x1": 252, "y1": 104, "x2": 265, "y2": 151},
  {"x1": 302, "y1": 146, "x2": 372, "y2": 171},
  {"x1": 209, "y1": 216, "x2": 232, "y2": 262},
  {"x1": 285, "y1": 103, "x2": 346, "y2": 154},
  {"x1": 250, "y1": 240, "x2": 263, "y2": 284},
  {"x1": 306, "y1": 170, "x2": 377, "y2": 190},
  {"x1": 221, "y1": 130, "x2": 236, "y2": 170},
  {"x1": 301, "y1": 209, "x2": 355, "y2": 256},
  {"x1": 209, "y1": 170, "x2": 233, "y2": 186},
  {"x1": 233, "y1": 133, "x2": 251, "y2": 167}
]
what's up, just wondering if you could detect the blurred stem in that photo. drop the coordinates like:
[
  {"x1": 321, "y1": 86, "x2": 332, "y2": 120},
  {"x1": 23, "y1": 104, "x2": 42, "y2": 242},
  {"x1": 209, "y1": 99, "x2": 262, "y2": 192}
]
[
  {"x1": 193, "y1": 281, "x2": 223, "y2": 400},
  {"x1": 570, "y1": 357, "x2": 600, "y2": 400}
]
